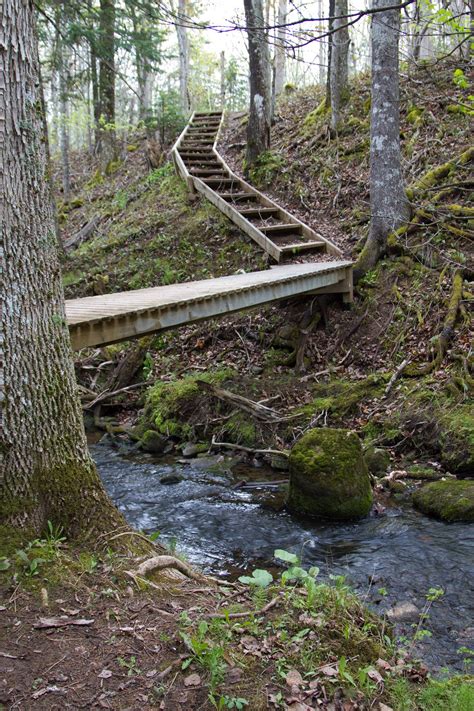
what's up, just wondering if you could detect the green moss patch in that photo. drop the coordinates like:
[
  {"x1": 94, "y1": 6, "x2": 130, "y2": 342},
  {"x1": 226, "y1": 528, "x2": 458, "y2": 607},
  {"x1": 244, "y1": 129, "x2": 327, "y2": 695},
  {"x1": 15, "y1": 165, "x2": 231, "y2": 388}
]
[
  {"x1": 288, "y1": 428, "x2": 373, "y2": 520},
  {"x1": 413, "y1": 480, "x2": 474, "y2": 522}
]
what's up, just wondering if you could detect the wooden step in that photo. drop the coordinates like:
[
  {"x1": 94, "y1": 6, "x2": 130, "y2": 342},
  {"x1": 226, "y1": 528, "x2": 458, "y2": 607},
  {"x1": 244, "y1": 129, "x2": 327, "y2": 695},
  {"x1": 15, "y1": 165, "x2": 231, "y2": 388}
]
[
  {"x1": 181, "y1": 141, "x2": 214, "y2": 148},
  {"x1": 186, "y1": 160, "x2": 223, "y2": 167},
  {"x1": 280, "y1": 241, "x2": 326, "y2": 255},
  {"x1": 219, "y1": 192, "x2": 257, "y2": 201},
  {"x1": 259, "y1": 224, "x2": 303, "y2": 236},
  {"x1": 179, "y1": 152, "x2": 215, "y2": 159},
  {"x1": 189, "y1": 168, "x2": 229, "y2": 176},
  {"x1": 203, "y1": 178, "x2": 241, "y2": 187},
  {"x1": 237, "y1": 207, "x2": 281, "y2": 218}
]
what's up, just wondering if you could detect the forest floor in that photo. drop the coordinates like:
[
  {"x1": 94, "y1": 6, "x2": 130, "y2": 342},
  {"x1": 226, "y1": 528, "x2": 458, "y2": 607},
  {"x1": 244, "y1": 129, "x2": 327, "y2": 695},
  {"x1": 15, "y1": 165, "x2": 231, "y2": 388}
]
[
  {"x1": 1, "y1": 59, "x2": 473, "y2": 710},
  {"x1": 1, "y1": 542, "x2": 473, "y2": 711}
]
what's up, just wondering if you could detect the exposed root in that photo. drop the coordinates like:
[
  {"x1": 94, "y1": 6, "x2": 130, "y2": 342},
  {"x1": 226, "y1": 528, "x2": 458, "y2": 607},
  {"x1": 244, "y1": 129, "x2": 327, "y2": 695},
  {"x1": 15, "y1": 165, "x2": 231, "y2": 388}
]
[
  {"x1": 404, "y1": 270, "x2": 465, "y2": 376},
  {"x1": 406, "y1": 146, "x2": 474, "y2": 199},
  {"x1": 133, "y1": 555, "x2": 209, "y2": 583}
]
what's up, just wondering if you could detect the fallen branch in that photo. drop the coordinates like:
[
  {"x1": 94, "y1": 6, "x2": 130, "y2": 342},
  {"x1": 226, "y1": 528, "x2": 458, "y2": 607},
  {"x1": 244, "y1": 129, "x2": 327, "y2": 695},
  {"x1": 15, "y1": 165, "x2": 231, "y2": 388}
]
[
  {"x1": 64, "y1": 215, "x2": 100, "y2": 250},
  {"x1": 211, "y1": 435, "x2": 289, "y2": 458},
  {"x1": 83, "y1": 381, "x2": 148, "y2": 410},
  {"x1": 196, "y1": 380, "x2": 282, "y2": 422},
  {"x1": 384, "y1": 358, "x2": 410, "y2": 396}
]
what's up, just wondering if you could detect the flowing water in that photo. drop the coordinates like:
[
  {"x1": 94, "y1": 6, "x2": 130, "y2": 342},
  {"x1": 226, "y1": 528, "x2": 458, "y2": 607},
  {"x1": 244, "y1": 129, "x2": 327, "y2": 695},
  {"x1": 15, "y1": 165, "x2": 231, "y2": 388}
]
[{"x1": 92, "y1": 441, "x2": 474, "y2": 673}]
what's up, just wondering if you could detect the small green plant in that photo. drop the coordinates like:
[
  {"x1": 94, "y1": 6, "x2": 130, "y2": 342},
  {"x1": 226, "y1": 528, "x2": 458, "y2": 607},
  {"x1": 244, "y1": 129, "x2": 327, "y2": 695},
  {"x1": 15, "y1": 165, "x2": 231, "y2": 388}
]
[
  {"x1": 238, "y1": 569, "x2": 273, "y2": 588},
  {"x1": 214, "y1": 695, "x2": 249, "y2": 710},
  {"x1": 117, "y1": 655, "x2": 141, "y2": 676},
  {"x1": 78, "y1": 552, "x2": 98, "y2": 574},
  {"x1": 143, "y1": 352, "x2": 154, "y2": 380}
]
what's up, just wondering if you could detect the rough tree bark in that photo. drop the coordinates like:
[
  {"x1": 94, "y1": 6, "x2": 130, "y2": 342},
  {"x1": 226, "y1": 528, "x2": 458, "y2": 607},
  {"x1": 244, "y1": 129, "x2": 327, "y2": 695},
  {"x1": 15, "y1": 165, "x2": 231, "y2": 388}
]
[
  {"x1": 98, "y1": 0, "x2": 116, "y2": 162},
  {"x1": 273, "y1": 0, "x2": 288, "y2": 107},
  {"x1": 330, "y1": 0, "x2": 350, "y2": 132},
  {"x1": 0, "y1": 0, "x2": 126, "y2": 541},
  {"x1": 354, "y1": 0, "x2": 410, "y2": 281},
  {"x1": 244, "y1": 0, "x2": 271, "y2": 170}
]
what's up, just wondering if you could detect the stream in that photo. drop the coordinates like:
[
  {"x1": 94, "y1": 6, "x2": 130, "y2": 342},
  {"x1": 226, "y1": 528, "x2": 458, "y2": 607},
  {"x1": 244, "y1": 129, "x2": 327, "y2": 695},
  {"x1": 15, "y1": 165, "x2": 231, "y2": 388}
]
[{"x1": 91, "y1": 441, "x2": 474, "y2": 674}]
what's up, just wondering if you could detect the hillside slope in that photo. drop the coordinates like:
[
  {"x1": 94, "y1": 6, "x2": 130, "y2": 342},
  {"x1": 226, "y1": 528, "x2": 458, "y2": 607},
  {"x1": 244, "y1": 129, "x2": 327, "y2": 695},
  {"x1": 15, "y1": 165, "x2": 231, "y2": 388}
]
[{"x1": 61, "y1": 59, "x2": 473, "y2": 479}]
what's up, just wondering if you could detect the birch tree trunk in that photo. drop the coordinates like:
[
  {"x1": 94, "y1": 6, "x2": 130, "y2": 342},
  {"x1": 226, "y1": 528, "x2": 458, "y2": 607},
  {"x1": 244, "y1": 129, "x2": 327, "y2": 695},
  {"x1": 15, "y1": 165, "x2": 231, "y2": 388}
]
[
  {"x1": 330, "y1": 0, "x2": 350, "y2": 132},
  {"x1": 244, "y1": 0, "x2": 271, "y2": 169},
  {"x1": 176, "y1": 0, "x2": 190, "y2": 114},
  {"x1": 0, "y1": 0, "x2": 126, "y2": 541},
  {"x1": 273, "y1": 0, "x2": 288, "y2": 100},
  {"x1": 220, "y1": 51, "x2": 226, "y2": 108},
  {"x1": 355, "y1": 0, "x2": 410, "y2": 279}
]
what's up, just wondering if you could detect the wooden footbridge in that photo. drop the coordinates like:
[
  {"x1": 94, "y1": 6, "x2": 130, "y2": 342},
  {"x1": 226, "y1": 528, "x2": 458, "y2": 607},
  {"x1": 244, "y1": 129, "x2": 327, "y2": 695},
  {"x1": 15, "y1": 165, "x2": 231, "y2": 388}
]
[{"x1": 66, "y1": 112, "x2": 352, "y2": 350}]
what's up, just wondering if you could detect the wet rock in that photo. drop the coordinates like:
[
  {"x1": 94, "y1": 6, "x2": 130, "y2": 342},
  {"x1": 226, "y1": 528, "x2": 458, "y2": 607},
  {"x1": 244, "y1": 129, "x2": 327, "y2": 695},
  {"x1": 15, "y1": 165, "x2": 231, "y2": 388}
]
[
  {"x1": 364, "y1": 447, "x2": 390, "y2": 477},
  {"x1": 140, "y1": 430, "x2": 168, "y2": 454},
  {"x1": 160, "y1": 473, "x2": 184, "y2": 485},
  {"x1": 387, "y1": 601, "x2": 419, "y2": 622},
  {"x1": 287, "y1": 428, "x2": 373, "y2": 520},
  {"x1": 182, "y1": 443, "x2": 200, "y2": 458},
  {"x1": 413, "y1": 480, "x2": 474, "y2": 522}
]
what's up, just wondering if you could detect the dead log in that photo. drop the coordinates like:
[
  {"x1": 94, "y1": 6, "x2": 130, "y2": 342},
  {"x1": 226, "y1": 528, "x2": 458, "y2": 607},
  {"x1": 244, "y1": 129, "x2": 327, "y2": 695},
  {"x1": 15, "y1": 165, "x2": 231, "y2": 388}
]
[
  {"x1": 196, "y1": 380, "x2": 281, "y2": 422},
  {"x1": 64, "y1": 215, "x2": 100, "y2": 250}
]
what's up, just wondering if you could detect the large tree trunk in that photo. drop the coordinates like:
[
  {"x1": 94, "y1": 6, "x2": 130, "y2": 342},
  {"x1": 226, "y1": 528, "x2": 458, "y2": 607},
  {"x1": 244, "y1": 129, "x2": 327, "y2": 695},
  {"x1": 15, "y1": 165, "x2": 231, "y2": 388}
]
[
  {"x1": 244, "y1": 0, "x2": 271, "y2": 170},
  {"x1": 98, "y1": 0, "x2": 116, "y2": 163},
  {"x1": 0, "y1": 0, "x2": 125, "y2": 542},
  {"x1": 330, "y1": 0, "x2": 350, "y2": 132},
  {"x1": 355, "y1": 0, "x2": 410, "y2": 280},
  {"x1": 273, "y1": 0, "x2": 288, "y2": 103},
  {"x1": 176, "y1": 0, "x2": 190, "y2": 114}
]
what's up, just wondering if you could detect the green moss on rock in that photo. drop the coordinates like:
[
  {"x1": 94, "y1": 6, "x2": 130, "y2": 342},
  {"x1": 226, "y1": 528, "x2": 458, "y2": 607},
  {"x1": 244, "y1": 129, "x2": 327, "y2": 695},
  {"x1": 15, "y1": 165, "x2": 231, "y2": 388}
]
[
  {"x1": 413, "y1": 480, "x2": 474, "y2": 522},
  {"x1": 141, "y1": 430, "x2": 168, "y2": 454},
  {"x1": 439, "y1": 405, "x2": 474, "y2": 477},
  {"x1": 288, "y1": 428, "x2": 373, "y2": 520},
  {"x1": 142, "y1": 369, "x2": 234, "y2": 441},
  {"x1": 406, "y1": 464, "x2": 444, "y2": 481},
  {"x1": 364, "y1": 446, "x2": 390, "y2": 476}
]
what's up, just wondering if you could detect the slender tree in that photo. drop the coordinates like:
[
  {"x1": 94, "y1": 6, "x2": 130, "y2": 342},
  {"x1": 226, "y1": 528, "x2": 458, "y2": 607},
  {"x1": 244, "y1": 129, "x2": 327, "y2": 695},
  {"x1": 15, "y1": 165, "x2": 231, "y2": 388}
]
[
  {"x1": 175, "y1": 0, "x2": 190, "y2": 114},
  {"x1": 244, "y1": 0, "x2": 271, "y2": 169},
  {"x1": 273, "y1": 0, "x2": 288, "y2": 104},
  {"x1": 98, "y1": 0, "x2": 116, "y2": 161},
  {"x1": 0, "y1": 0, "x2": 126, "y2": 541},
  {"x1": 330, "y1": 0, "x2": 350, "y2": 132},
  {"x1": 355, "y1": 0, "x2": 410, "y2": 279}
]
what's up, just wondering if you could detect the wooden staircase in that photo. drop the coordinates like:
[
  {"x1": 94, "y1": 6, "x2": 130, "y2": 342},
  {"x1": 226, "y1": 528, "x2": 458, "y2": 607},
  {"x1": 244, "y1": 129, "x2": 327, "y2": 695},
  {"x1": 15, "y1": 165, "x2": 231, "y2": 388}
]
[{"x1": 172, "y1": 111, "x2": 344, "y2": 263}]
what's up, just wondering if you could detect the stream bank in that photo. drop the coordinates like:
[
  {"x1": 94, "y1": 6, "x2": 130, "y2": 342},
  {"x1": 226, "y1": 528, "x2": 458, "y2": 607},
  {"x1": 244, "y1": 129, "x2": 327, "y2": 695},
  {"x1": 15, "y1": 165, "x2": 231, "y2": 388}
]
[{"x1": 92, "y1": 441, "x2": 474, "y2": 675}]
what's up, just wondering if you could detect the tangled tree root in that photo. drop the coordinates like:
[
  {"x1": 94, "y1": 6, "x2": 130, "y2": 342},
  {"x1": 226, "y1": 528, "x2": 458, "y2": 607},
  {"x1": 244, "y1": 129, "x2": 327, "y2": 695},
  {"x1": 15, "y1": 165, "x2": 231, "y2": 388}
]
[{"x1": 404, "y1": 270, "x2": 465, "y2": 376}]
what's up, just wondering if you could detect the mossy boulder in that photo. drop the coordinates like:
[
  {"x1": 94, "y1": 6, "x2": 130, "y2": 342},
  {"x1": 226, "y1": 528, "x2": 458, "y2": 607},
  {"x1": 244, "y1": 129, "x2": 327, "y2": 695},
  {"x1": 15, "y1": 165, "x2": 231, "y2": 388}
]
[
  {"x1": 288, "y1": 428, "x2": 373, "y2": 520},
  {"x1": 142, "y1": 369, "x2": 235, "y2": 441},
  {"x1": 413, "y1": 480, "x2": 474, "y2": 522},
  {"x1": 406, "y1": 464, "x2": 444, "y2": 481},
  {"x1": 439, "y1": 406, "x2": 473, "y2": 477},
  {"x1": 364, "y1": 446, "x2": 390, "y2": 477},
  {"x1": 141, "y1": 430, "x2": 168, "y2": 454}
]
